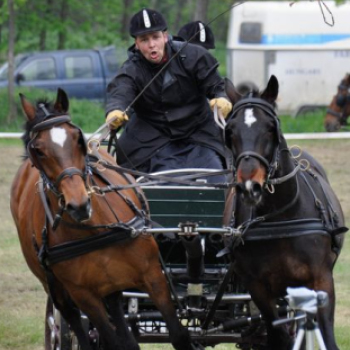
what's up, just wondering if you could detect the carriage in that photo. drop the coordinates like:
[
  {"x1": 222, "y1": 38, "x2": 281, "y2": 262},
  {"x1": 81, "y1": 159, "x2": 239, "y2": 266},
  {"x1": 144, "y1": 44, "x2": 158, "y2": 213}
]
[
  {"x1": 45, "y1": 168, "x2": 272, "y2": 350},
  {"x1": 11, "y1": 77, "x2": 346, "y2": 350}
]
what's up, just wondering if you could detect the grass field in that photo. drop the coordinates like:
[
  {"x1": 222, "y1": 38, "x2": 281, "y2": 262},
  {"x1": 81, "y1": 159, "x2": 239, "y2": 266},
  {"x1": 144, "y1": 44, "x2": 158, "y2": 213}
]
[{"x1": 0, "y1": 139, "x2": 349, "y2": 350}]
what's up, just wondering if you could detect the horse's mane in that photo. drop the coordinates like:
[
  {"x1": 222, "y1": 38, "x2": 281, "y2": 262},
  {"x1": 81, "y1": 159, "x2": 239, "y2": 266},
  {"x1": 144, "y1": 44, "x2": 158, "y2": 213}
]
[{"x1": 21, "y1": 98, "x2": 55, "y2": 158}]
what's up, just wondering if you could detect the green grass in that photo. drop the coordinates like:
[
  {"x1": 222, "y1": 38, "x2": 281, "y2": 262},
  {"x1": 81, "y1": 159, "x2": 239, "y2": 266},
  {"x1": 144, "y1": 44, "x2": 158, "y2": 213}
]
[
  {"x1": 2, "y1": 84, "x2": 347, "y2": 135},
  {"x1": 279, "y1": 112, "x2": 326, "y2": 133},
  {"x1": 0, "y1": 102, "x2": 341, "y2": 135},
  {"x1": 0, "y1": 87, "x2": 105, "y2": 133}
]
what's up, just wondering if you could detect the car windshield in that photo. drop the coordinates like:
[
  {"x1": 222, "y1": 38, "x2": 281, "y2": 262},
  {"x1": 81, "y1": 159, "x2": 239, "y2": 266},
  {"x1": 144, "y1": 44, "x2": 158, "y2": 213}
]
[{"x1": 0, "y1": 54, "x2": 29, "y2": 81}]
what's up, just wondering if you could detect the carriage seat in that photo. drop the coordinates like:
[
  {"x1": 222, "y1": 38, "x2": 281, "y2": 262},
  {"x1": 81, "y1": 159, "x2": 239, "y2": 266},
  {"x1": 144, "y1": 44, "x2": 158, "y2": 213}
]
[{"x1": 138, "y1": 168, "x2": 226, "y2": 228}]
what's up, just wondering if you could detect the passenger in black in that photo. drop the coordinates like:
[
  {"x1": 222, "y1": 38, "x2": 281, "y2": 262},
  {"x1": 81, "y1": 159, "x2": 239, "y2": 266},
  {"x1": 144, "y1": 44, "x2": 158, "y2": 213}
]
[{"x1": 177, "y1": 20, "x2": 215, "y2": 50}]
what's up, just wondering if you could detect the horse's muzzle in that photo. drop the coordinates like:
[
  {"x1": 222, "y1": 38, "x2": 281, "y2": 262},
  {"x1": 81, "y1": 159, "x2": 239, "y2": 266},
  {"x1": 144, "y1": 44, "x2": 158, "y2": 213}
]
[
  {"x1": 66, "y1": 198, "x2": 92, "y2": 222},
  {"x1": 325, "y1": 120, "x2": 341, "y2": 132},
  {"x1": 237, "y1": 180, "x2": 263, "y2": 205}
]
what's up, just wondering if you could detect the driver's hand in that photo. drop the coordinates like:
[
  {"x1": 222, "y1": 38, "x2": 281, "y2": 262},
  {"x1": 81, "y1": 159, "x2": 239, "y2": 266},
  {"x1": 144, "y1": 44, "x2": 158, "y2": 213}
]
[
  {"x1": 209, "y1": 98, "x2": 232, "y2": 119},
  {"x1": 106, "y1": 110, "x2": 128, "y2": 129}
]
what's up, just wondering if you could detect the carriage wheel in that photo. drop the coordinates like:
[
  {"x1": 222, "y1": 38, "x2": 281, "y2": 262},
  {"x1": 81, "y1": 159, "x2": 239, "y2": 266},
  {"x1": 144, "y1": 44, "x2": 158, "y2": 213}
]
[{"x1": 45, "y1": 297, "x2": 73, "y2": 350}]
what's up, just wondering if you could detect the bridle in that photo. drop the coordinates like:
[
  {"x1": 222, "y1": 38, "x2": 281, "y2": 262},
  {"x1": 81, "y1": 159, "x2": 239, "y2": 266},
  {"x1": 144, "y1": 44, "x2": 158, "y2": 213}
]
[
  {"x1": 226, "y1": 97, "x2": 300, "y2": 191},
  {"x1": 27, "y1": 104, "x2": 90, "y2": 197}
]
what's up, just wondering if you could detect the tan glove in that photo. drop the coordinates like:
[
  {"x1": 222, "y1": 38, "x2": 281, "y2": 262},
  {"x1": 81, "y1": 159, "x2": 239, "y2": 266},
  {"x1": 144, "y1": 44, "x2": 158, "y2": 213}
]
[
  {"x1": 209, "y1": 97, "x2": 232, "y2": 119},
  {"x1": 106, "y1": 110, "x2": 128, "y2": 129}
]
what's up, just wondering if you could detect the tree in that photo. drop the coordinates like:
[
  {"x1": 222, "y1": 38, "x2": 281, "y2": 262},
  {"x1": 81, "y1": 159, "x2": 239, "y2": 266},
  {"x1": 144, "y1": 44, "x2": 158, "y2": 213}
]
[
  {"x1": 120, "y1": 0, "x2": 134, "y2": 41},
  {"x1": 7, "y1": 0, "x2": 16, "y2": 123},
  {"x1": 58, "y1": 0, "x2": 68, "y2": 49},
  {"x1": 193, "y1": 0, "x2": 209, "y2": 22}
]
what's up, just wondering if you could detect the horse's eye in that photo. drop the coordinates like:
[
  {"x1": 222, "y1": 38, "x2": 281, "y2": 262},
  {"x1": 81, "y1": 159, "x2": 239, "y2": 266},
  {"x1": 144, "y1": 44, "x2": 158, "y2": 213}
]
[{"x1": 35, "y1": 147, "x2": 45, "y2": 158}]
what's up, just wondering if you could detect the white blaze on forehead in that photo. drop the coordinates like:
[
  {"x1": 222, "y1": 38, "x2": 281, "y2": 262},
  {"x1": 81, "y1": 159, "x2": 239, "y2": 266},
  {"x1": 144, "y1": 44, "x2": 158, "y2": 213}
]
[
  {"x1": 50, "y1": 127, "x2": 67, "y2": 148},
  {"x1": 244, "y1": 108, "x2": 257, "y2": 127}
]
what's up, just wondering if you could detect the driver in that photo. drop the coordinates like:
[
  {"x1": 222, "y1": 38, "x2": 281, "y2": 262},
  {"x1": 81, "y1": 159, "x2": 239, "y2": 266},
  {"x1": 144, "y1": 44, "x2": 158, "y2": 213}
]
[{"x1": 105, "y1": 8, "x2": 232, "y2": 182}]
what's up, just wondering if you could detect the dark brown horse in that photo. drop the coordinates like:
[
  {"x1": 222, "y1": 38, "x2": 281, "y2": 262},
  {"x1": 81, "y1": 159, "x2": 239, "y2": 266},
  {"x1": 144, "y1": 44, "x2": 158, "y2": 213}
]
[
  {"x1": 10, "y1": 89, "x2": 196, "y2": 350},
  {"x1": 324, "y1": 73, "x2": 350, "y2": 132},
  {"x1": 223, "y1": 75, "x2": 347, "y2": 350}
]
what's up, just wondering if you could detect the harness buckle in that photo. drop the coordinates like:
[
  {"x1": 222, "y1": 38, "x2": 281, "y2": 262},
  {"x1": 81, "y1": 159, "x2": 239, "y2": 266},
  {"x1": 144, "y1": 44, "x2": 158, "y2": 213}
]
[
  {"x1": 299, "y1": 159, "x2": 310, "y2": 171},
  {"x1": 266, "y1": 183, "x2": 275, "y2": 194}
]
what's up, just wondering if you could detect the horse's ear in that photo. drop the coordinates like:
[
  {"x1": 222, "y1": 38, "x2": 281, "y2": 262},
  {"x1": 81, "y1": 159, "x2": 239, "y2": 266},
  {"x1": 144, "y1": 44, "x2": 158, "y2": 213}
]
[
  {"x1": 54, "y1": 88, "x2": 69, "y2": 113},
  {"x1": 225, "y1": 77, "x2": 242, "y2": 105},
  {"x1": 19, "y1": 93, "x2": 36, "y2": 121},
  {"x1": 260, "y1": 75, "x2": 279, "y2": 104}
]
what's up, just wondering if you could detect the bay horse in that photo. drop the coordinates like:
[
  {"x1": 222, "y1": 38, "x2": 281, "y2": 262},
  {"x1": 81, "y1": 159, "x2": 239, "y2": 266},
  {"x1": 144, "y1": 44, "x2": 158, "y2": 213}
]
[
  {"x1": 223, "y1": 75, "x2": 347, "y2": 350},
  {"x1": 10, "y1": 88, "x2": 196, "y2": 350},
  {"x1": 324, "y1": 73, "x2": 350, "y2": 132}
]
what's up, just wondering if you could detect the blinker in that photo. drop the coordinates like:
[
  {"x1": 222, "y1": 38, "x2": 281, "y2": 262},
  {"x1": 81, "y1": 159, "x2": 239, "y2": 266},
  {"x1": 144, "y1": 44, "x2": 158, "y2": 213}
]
[{"x1": 336, "y1": 94, "x2": 346, "y2": 107}]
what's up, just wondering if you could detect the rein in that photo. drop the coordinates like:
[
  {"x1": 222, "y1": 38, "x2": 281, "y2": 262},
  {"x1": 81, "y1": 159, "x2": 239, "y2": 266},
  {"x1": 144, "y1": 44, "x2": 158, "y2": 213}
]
[{"x1": 87, "y1": 148, "x2": 234, "y2": 189}]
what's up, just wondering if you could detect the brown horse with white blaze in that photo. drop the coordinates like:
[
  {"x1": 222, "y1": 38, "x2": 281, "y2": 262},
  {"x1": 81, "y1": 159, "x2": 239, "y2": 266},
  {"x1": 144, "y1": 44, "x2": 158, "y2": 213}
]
[
  {"x1": 10, "y1": 89, "x2": 195, "y2": 350},
  {"x1": 224, "y1": 75, "x2": 347, "y2": 350}
]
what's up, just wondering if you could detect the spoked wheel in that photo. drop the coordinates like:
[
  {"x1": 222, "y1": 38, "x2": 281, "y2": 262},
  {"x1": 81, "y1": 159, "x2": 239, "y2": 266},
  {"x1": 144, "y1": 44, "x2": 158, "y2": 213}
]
[{"x1": 45, "y1": 297, "x2": 73, "y2": 350}]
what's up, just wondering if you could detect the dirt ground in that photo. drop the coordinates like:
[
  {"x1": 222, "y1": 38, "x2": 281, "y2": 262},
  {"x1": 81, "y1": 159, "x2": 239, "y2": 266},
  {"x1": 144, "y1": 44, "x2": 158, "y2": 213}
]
[{"x1": 0, "y1": 139, "x2": 349, "y2": 349}]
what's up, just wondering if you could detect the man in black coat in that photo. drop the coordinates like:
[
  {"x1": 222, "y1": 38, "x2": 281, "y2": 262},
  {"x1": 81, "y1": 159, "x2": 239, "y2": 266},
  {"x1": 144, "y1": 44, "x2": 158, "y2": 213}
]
[{"x1": 105, "y1": 8, "x2": 232, "y2": 182}]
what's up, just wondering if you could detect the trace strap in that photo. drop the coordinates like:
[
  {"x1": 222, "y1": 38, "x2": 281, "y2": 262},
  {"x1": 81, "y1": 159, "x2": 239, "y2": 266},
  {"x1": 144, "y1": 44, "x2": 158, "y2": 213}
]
[{"x1": 39, "y1": 216, "x2": 145, "y2": 267}]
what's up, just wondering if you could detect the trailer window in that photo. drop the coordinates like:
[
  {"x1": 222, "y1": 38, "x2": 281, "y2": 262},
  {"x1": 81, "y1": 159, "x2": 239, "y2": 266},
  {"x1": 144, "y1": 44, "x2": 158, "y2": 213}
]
[{"x1": 239, "y1": 22, "x2": 262, "y2": 44}]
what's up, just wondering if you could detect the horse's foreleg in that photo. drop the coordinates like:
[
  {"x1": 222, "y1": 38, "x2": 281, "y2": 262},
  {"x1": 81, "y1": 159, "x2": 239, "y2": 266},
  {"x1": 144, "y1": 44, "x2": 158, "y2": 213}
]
[
  {"x1": 46, "y1": 288, "x2": 93, "y2": 350},
  {"x1": 70, "y1": 289, "x2": 126, "y2": 350},
  {"x1": 248, "y1": 284, "x2": 293, "y2": 350},
  {"x1": 104, "y1": 291, "x2": 140, "y2": 350},
  {"x1": 143, "y1": 266, "x2": 194, "y2": 350}
]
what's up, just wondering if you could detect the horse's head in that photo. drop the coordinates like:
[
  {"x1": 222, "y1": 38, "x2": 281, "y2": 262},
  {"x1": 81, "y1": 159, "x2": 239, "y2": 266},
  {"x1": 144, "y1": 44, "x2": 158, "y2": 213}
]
[
  {"x1": 225, "y1": 75, "x2": 280, "y2": 205},
  {"x1": 324, "y1": 73, "x2": 350, "y2": 132},
  {"x1": 20, "y1": 88, "x2": 91, "y2": 222}
]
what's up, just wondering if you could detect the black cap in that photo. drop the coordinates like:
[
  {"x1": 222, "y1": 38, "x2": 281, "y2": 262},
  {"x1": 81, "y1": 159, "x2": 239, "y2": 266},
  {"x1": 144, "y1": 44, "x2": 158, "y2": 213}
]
[
  {"x1": 130, "y1": 8, "x2": 168, "y2": 38},
  {"x1": 178, "y1": 21, "x2": 215, "y2": 49}
]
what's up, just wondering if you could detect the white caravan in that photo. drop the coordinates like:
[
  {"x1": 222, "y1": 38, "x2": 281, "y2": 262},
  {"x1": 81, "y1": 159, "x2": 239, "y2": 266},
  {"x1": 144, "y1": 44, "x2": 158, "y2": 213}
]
[{"x1": 226, "y1": 1, "x2": 350, "y2": 115}]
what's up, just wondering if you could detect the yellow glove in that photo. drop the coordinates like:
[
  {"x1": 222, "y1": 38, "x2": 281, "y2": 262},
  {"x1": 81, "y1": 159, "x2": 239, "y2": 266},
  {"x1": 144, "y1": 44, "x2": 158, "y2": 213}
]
[
  {"x1": 209, "y1": 97, "x2": 232, "y2": 119},
  {"x1": 106, "y1": 110, "x2": 128, "y2": 129}
]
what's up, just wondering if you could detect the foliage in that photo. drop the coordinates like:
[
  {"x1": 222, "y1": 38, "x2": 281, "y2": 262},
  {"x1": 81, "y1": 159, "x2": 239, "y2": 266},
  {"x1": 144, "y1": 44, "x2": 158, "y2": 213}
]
[
  {"x1": 0, "y1": 0, "x2": 235, "y2": 64},
  {"x1": 0, "y1": 87, "x2": 105, "y2": 132}
]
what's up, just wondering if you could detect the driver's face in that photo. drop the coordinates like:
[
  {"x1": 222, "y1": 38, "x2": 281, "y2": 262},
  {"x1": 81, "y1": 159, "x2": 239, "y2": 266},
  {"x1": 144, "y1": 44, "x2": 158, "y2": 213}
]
[{"x1": 135, "y1": 31, "x2": 168, "y2": 64}]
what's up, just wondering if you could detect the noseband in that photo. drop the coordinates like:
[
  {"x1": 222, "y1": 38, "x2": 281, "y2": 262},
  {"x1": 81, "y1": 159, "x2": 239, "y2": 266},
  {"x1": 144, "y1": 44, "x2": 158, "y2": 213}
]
[{"x1": 27, "y1": 104, "x2": 89, "y2": 196}]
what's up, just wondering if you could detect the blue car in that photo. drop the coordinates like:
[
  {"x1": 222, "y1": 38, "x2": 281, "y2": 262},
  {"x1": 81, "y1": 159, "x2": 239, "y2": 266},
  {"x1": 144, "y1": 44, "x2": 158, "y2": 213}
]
[{"x1": 0, "y1": 46, "x2": 121, "y2": 102}]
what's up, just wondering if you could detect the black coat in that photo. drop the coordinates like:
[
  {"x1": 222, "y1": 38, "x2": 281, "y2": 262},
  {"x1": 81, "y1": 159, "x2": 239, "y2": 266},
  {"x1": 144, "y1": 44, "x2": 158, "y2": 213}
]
[{"x1": 106, "y1": 40, "x2": 228, "y2": 168}]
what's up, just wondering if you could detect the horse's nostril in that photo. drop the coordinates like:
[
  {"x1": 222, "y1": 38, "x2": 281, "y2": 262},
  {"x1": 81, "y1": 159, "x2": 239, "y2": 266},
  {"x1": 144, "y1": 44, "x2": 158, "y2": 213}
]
[
  {"x1": 66, "y1": 199, "x2": 91, "y2": 222},
  {"x1": 252, "y1": 182, "x2": 262, "y2": 198}
]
